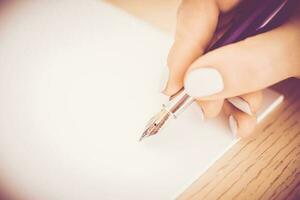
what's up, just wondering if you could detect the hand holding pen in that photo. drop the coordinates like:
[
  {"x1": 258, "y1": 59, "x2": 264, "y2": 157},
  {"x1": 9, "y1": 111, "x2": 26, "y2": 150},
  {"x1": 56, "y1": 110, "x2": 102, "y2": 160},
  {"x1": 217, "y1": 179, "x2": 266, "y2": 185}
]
[{"x1": 140, "y1": 0, "x2": 300, "y2": 141}]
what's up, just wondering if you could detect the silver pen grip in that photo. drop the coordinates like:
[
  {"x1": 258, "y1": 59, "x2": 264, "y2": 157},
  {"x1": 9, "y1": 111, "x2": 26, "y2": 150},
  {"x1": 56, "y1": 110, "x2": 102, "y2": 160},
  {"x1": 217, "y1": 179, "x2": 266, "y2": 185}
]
[{"x1": 163, "y1": 89, "x2": 195, "y2": 118}]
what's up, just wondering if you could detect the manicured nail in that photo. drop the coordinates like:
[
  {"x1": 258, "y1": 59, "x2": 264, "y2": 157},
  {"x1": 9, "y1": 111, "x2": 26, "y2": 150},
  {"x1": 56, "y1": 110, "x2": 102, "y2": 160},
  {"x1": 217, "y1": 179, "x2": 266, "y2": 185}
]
[
  {"x1": 197, "y1": 104, "x2": 205, "y2": 120},
  {"x1": 159, "y1": 66, "x2": 169, "y2": 93},
  {"x1": 160, "y1": 93, "x2": 170, "y2": 102},
  {"x1": 194, "y1": 102, "x2": 205, "y2": 120},
  {"x1": 228, "y1": 97, "x2": 252, "y2": 116},
  {"x1": 229, "y1": 115, "x2": 238, "y2": 139},
  {"x1": 184, "y1": 68, "x2": 224, "y2": 98}
]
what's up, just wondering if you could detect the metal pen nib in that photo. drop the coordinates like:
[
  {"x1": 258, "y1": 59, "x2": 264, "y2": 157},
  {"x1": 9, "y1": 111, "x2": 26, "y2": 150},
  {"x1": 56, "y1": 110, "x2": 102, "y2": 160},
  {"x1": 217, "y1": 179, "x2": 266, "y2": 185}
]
[
  {"x1": 139, "y1": 89, "x2": 195, "y2": 141},
  {"x1": 139, "y1": 132, "x2": 148, "y2": 141},
  {"x1": 139, "y1": 109, "x2": 171, "y2": 141}
]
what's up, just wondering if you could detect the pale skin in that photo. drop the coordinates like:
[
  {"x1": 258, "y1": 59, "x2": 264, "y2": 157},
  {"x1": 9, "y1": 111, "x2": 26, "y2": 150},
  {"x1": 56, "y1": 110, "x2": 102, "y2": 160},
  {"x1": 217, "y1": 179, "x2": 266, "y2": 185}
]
[{"x1": 163, "y1": 0, "x2": 300, "y2": 137}]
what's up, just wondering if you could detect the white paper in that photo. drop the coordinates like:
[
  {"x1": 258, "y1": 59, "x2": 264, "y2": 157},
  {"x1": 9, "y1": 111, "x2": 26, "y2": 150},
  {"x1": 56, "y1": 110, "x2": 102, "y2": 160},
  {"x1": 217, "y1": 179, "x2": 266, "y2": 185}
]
[{"x1": 0, "y1": 1, "x2": 283, "y2": 199}]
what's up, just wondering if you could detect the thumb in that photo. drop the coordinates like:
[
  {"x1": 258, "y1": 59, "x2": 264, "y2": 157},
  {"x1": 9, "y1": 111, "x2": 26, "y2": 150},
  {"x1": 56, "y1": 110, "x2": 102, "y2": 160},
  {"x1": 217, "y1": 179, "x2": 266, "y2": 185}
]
[{"x1": 184, "y1": 21, "x2": 299, "y2": 100}]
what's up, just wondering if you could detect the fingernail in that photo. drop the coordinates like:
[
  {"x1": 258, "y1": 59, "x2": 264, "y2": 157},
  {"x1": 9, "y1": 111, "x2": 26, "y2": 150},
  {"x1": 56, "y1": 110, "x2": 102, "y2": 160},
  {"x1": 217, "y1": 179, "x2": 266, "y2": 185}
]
[
  {"x1": 197, "y1": 105, "x2": 205, "y2": 120},
  {"x1": 195, "y1": 102, "x2": 205, "y2": 120},
  {"x1": 228, "y1": 97, "x2": 253, "y2": 115},
  {"x1": 184, "y1": 68, "x2": 224, "y2": 98},
  {"x1": 229, "y1": 115, "x2": 238, "y2": 139},
  {"x1": 159, "y1": 66, "x2": 169, "y2": 93},
  {"x1": 160, "y1": 93, "x2": 170, "y2": 102}
]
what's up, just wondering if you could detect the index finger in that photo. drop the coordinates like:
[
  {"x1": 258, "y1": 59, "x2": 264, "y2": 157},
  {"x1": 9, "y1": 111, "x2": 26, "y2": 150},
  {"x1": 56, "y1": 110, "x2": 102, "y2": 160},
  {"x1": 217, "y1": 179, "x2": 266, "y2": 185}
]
[{"x1": 164, "y1": 0, "x2": 240, "y2": 96}]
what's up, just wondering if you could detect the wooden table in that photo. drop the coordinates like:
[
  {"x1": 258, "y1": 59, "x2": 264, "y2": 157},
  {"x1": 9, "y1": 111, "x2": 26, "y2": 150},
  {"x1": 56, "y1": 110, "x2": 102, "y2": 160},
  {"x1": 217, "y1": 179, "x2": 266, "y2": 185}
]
[{"x1": 106, "y1": 1, "x2": 300, "y2": 199}]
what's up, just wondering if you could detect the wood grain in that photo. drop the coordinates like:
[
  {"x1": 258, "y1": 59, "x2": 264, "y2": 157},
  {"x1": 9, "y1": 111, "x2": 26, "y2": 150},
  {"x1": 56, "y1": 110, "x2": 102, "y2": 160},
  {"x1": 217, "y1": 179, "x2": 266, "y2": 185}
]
[
  {"x1": 178, "y1": 79, "x2": 300, "y2": 200},
  {"x1": 106, "y1": 1, "x2": 300, "y2": 199}
]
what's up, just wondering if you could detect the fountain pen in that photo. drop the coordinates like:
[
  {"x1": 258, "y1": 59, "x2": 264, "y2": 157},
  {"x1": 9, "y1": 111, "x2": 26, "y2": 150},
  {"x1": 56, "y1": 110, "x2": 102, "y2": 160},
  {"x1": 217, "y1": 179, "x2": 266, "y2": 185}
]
[{"x1": 139, "y1": 0, "x2": 295, "y2": 141}]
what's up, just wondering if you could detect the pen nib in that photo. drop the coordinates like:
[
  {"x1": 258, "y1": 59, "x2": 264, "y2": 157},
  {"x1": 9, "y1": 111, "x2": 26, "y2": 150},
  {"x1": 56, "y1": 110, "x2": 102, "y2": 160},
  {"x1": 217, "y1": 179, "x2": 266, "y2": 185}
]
[
  {"x1": 139, "y1": 131, "x2": 148, "y2": 142},
  {"x1": 139, "y1": 109, "x2": 170, "y2": 142}
]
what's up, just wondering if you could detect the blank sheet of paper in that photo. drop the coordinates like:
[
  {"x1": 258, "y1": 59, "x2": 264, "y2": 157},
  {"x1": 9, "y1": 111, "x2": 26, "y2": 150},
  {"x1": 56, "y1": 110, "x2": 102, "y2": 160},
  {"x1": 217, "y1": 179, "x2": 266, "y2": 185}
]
[{"x1": 0, "y1": 1, "x2": 283, "y2": 199}]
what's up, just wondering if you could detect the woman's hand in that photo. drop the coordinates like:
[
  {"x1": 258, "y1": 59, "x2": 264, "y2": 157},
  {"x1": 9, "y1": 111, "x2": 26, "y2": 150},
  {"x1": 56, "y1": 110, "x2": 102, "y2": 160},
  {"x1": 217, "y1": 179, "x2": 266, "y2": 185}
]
[{"x1": 162, "y1": 0, "x2": 300, "y2": 137}]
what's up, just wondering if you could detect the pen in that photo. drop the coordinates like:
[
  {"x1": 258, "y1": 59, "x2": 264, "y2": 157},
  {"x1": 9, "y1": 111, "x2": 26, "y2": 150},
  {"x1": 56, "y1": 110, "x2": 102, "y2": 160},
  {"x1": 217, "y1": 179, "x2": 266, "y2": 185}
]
[{"x1": 139, "y1": 0, "x2": 295, "y2": 141}]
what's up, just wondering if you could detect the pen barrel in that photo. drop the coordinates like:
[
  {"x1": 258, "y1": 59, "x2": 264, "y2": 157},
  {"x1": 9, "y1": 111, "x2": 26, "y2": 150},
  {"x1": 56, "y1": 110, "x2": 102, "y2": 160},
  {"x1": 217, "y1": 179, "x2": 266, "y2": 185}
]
[{"x1": 208, "y1": 0, "x2": 293, "y2": 51}]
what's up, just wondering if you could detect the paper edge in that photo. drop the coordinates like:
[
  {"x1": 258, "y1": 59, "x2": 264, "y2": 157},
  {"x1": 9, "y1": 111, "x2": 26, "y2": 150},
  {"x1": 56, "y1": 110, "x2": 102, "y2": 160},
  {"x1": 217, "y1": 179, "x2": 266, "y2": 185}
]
[{"x1": 173, "y1": 88, "x2": 284, "y2": 199}]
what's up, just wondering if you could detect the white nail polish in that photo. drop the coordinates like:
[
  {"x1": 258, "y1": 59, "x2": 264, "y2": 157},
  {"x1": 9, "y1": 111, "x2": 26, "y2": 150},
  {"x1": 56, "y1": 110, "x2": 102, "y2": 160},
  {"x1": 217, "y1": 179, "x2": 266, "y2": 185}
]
[
  {"x1": 160, "y1": 93, "x2": 170, "y2": 102},
  {"x1": 228, "y1": 97, "x2": 253, "y2": 115},
  {"x1": 159, "y1": 66, "x2": 169, "y2": 93},
  {"x1": 229, "y1": 115, "x2": 238, "y2": 139},
  {"x1": 196, "y1": 105, "x2": 205, "y2": 120},
  {"x1": 184, "y1": 68, "x2": 224, "y2": 98}
]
